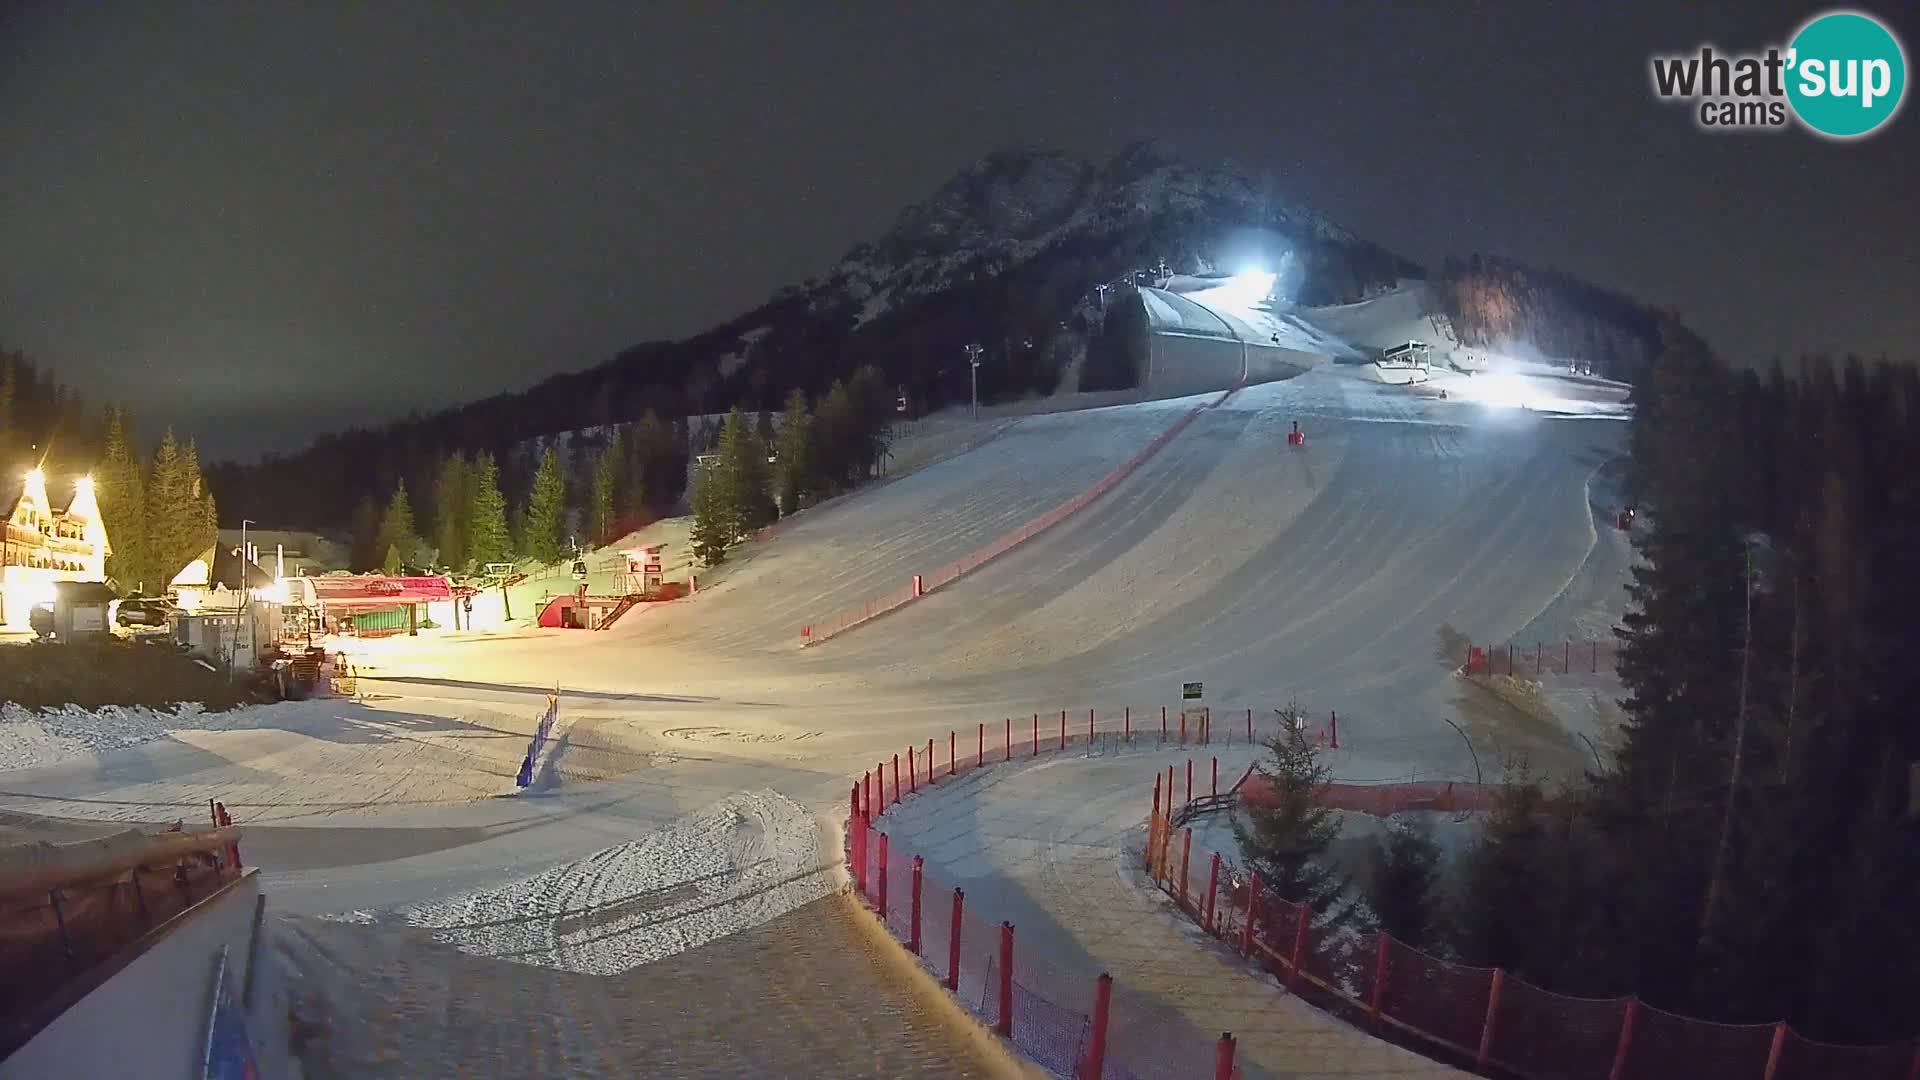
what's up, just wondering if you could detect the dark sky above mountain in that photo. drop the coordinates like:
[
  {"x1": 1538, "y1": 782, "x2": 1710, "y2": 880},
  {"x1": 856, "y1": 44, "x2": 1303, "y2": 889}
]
[{"x1": 3, "y1": 2, "x2": 1915, "y2": 460}]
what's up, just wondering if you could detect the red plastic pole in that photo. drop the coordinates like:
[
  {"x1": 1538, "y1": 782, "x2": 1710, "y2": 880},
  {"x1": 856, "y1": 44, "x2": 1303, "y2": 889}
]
[
  {"x1": 1084, "y1": 973, "x2": 1113, "y2": 1080},
  {"x1": 1371, "y1": 935, "x2": 1391, "y2": 1026},
  {"x1": 1005, "y1": 717, "x2": 1011, "y2": 761},
  {"x1": 1204, "y1": 852, "x2": 1222, "y2": 931},
  {"x1": 851, "y1": 811, "x2": 868, "y2": 897},
  {"x1": 1213, "y1": 1033, "x2": 1237, "y2": 1080},
  {"x1": 1477, "y1": 968, "x2": 1506, "y2": 1068},
  {"x1": 996, "y1": 922, "x2": 1015, "y2": 1037},
  {"x1": 1179, "y1": 710, "x2": 1187, "y2": 744},
  {"x1": 1211, "y1": 756, "x2": 1219, "y2": 796},
  {"x1": 877, "y1": 832, "x2": 890, "y2": 921},
  {"x1": 1608, "y1": 998, "x2": 1640, "y2": 1080},
  {"x1": 950, "y1": 731, "x2": 956, "y2": 775},
  {"x1": 1151, "y1": 774, "x2": 1161, "y2": 821},
  {"x1": 1288, "y1": 902, "x2": 1310, "y2": 990},
  {"x1": 1161, "y1": 706, "x2": 1167, "y2": 741},
  {"x1": 1761, "y1": 1022, "x2": 1789, "y2": 1080},
  {"x1": 893, "y1": 754, "x2": 901, "y2": 805},
  {"x1": 910, "y1": 855, "x2": 924, "y2": 955},
  {"x1": 908, "y1": 746, "x2": 917, "y2": 793},
  {"x1": 876, "y1": 762, "x2": 885, "y2": 812},
  {"x1": 1330, "y1": 709, "x2": 1339, "y2": 749},
  {"x1": 1240, "y1": 874, "x2": 1259, "y2": 956}
]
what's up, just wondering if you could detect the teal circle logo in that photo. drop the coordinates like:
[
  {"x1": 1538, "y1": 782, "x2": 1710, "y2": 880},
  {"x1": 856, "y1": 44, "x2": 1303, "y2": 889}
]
[{"x1": 1786, "y1": 11, "x2": 1906, "y2": 138}]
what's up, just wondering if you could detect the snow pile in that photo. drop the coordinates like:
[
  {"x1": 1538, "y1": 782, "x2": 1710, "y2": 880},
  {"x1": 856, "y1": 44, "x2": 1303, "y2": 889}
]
[
  {"x1": 0, "y1": 702, "x2": 209, "y2": 771},
  {"x1": 400, "y1": 790, "x2": 835, "y2": 975}
]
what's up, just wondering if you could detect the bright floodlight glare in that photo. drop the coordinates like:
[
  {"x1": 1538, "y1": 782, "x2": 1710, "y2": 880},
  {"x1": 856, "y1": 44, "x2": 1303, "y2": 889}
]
[
  {"x1": 75, "y1": 474, "x2": 93, "y2": 491},
  {"x1": 25, "y1": 467, "x2": 44, "y2": 485},
  {"x1": 1223, "y1": 269, "x2": 1276, "y2": 304},
  {"x1": 1462, "y1": 373, "x2": 1536, "y2": 410}
]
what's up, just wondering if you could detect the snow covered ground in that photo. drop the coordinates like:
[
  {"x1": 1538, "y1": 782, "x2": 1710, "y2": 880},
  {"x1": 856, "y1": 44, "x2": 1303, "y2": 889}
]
[{"x1": 0, "y1": 280, "x2": 1633, "y2": 1076}]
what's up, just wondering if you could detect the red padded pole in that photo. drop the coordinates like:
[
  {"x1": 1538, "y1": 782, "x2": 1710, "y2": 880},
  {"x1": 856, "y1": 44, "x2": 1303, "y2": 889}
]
[
  {"x1": 892, "y1": 754, "x2": 901, "y2": 805},
  {"x1": 1478, "y1": 969, "x2": 1506, "y2": 1068},
  {"x1": 1084, "y1": 974, "x2": 1114, "y2": 1080},
  {"x1": 949, "y1": 731, "x2": 956, "y2": 775},
  {"x1": 1213, "y1": 1033, "x2": 1237, "y2": 1080},
  {"x1": 910, "y1": 855, "x2": 924, "y2": 955},
  {"x1": 1609, "y1": 999, "x2": 1640, "y2": 1080},
  {"x1": 908, "y1": 746, "x2": 916, "y2": 793},
  {"x1": 877, "y1": 832, "x2": 890, "y2": 921}
]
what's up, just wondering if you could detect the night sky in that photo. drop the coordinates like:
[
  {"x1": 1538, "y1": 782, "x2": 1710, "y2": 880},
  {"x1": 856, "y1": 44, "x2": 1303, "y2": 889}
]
[{"x1": 3, "y1": 2, "x2": 1915, "y2": 461}]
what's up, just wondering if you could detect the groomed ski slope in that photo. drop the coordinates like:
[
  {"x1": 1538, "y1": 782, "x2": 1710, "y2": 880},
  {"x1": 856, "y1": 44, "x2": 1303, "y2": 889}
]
[{"x1": 0, "y1": 287, "x2": 1631, "y2": 1077}]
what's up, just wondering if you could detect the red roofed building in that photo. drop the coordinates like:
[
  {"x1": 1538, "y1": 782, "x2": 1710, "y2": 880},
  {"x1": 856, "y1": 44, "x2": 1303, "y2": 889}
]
[{"x1": 288, "y1": 575, "x2": 452, "y2": 637}]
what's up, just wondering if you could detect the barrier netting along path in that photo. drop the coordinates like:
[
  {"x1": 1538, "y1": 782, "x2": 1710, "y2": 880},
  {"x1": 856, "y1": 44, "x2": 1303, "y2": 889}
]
[
  {"x1": 802, "y1": 386, "x2": 1240, "y2": 646},
  {"x1": 841, "y1": 708, "x2": 1919, "y2": 1079}
]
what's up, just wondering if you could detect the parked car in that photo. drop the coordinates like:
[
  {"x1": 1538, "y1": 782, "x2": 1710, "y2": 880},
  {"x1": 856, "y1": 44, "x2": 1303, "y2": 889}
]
[{"x1": 115, "y1": 596, "x2": 175, "y2": 629}]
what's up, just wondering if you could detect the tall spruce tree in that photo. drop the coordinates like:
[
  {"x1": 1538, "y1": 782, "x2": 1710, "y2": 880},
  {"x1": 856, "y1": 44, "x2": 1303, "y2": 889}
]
[
  {"x1": 717, "y1": 407, "x2": 774, "y2": 538},
  {"x1": 521, "y1": 446, "x2": 567, "y2": 563},
  {"x1": 432, "y1": 454, "x2": 469, "y2": 571},
  {"x1": 375, "y1": 479, "x2": 419, "y2": 573},
  {"x1": 688, "y1": 464, "x2": 729, "y2": 567},
  {"x1": 465, "y1": 452, "x2": 511, "y2": 567},
  {"x1": 96, "y1": 407, "x2": 149, "y2": 591},
  {"x1": 776, "y1": 388, "x2": 813, "y2": 516},
  {"x1": 1232, "y1": 704, "x2": 1345, "y2": 912},
  {"x1": 591, "y1": 433, "x2": 622, "y2": 545}
]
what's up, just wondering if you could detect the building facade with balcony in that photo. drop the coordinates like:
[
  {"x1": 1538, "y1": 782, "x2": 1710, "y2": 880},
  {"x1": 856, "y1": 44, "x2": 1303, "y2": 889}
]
[{"x1": 1, "y1": 468, "x2": 110, "y2": 630}]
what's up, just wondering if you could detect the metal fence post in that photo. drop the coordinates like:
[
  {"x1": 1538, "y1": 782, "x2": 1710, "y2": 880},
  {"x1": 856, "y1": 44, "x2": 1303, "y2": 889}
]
[
  {"x1": 1211, "y1": 756, "x2": 1219, "y2": 796},
  {"x1": 908, "y1": 746, "x2": 917, "y2": 793},
  {"x1": 1204, "y1": 852, "x2": 1222, "y2": 932},
  {"x1": 1477, "y1": 968, "x2": 1505, "y2": 1068},
  {"x1": 1084, "y1": 973, "x2": 1113, "y2": 1080},
  {"x1": 947, "y1": 888, "x2": 964, "y2": 991},
  {"x1": 1330, "y1": 710, "x2": 1339, "y2": 749},
  {"x1": 1005, "y1": 717, "x2": 1011, "y2": 761},
  {"x1": 978, "y1": 722, "x2": 984, "y2": 762},
  {"x1": 1186, "y1": 759, "x2": 1193, "y2": 806},
  {"x1": 910, "y1": 855, "x2": 924, "y2": 955},
  {"x1": 1371, "y1": 934, "x2": 1391, "y2": 1027},
  {"x1": 1088, "y1": 707, "x2": 1095, "y2": 747},
  {"x1": 1161, "y1": 706, "x2": 1167, "y2": 741},
  {"x1": 928, "y1": 738, "x2": 934, "y2": 783},
  {"x1": 1059, "y1": 709, "x2": 1066, "y2": 750},
  {"x1": 1247, "y1": 707, "x2": 1253, "y2": 742},
  {"x1": 1125, "y1": 706, "x2": 1131, "y2": 740},
  {"x1": 996, "y1": 922, "x2": 1015, "y2": 1038},
  {"x1": 950, "y1": 731, "x2": 956, "y2": 775},
  {"x1": 877, "y1": 833, "x2": 890, "y2": 922},
  {"x1": 1032, "y1": 713, "x2": 1039, "y2": 755},
  {"x1": 1609, "y1": 998, "x2": 1640, "y2": 1080},
  {"x1": 1213, "y1": 1032, "x2": 1236, "y2": 1080}
]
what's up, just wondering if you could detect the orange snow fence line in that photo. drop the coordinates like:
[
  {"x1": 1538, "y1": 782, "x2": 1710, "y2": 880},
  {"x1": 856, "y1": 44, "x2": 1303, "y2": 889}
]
[{"x1": 801, "y1": 386, "x2": 1241, "y2": 646}]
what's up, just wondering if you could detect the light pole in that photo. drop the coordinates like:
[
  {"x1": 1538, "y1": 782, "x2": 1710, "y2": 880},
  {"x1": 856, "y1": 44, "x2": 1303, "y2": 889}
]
[
  {"x1": 240, "y1": 519, "x2": 255, "y2": 676},
  {"x1": 965, "y1": 343, "x2": 984, "y2": 419}
]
